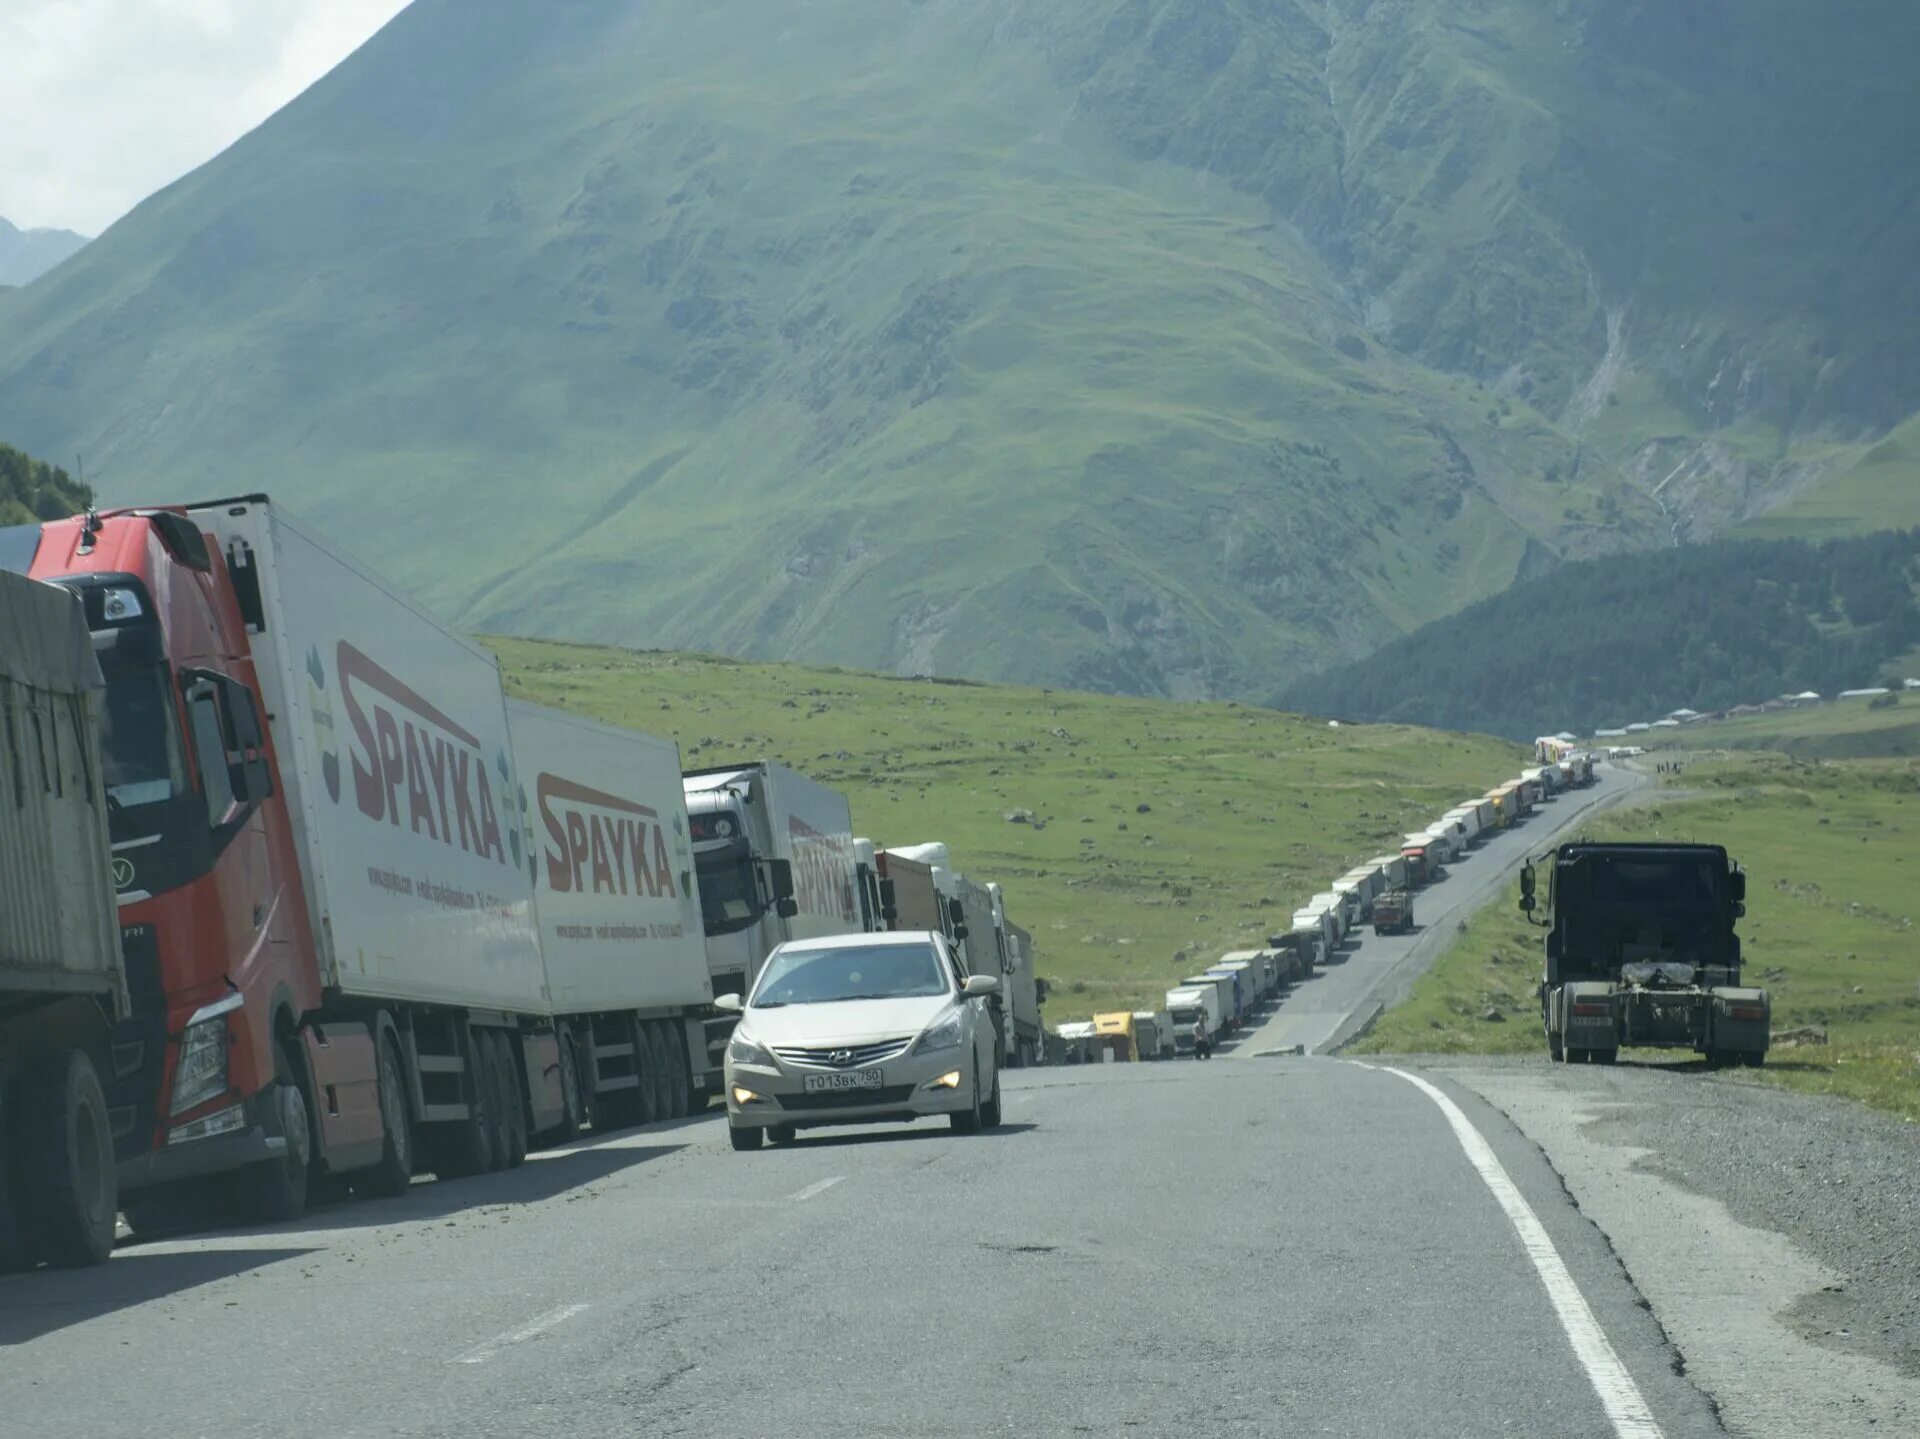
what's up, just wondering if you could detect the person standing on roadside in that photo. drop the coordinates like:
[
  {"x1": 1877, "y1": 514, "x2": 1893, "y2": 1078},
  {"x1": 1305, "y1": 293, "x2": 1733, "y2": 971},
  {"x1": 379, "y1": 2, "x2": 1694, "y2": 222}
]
[{"x1": 1192, "y1": 1013, "x2": 1212, "y2": 1061}]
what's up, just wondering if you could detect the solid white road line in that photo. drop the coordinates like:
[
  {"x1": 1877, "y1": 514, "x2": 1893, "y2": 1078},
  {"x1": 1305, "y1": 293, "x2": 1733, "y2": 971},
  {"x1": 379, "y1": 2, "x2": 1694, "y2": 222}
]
[
  {"x1": 451, "y1": 1303, "x2": 589, "y2": 1365},
  {"x1": 1365, "y1": 1063, "x2": 1665, "y2": 1439},
  {"x1": 788, "y1": 1176, "x2": 845, "y2": 1202}
]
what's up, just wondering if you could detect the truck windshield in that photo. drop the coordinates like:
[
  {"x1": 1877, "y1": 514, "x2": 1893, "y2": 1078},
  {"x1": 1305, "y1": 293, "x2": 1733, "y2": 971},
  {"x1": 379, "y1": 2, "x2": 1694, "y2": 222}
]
[
  {"x1": 696, "y1": 852, "x2": 760, "y2": 936},
  {"x1": 752, "y1": 942, "x2": 949, "y2": 1006},
  {"x1": 98, "y1": 660, "x2": 187, "y2": 810}
]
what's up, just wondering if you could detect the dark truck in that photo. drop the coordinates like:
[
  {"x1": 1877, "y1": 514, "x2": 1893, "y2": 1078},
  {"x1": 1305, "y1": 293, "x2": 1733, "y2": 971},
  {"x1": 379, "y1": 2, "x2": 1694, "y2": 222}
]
[
  {"x1": 1371, "y1": 889, "x2": 1414, "y2": 936},
  {"x1": 1521, "y1": 842, "x2": 1768, "y2": 1067}
]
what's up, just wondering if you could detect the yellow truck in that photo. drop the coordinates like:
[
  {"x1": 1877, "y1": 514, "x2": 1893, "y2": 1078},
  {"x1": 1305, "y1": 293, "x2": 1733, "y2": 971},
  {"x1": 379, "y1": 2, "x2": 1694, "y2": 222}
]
[{"x1": 1091, "y1": 1011, "x2": 1138, "y2": 1062}]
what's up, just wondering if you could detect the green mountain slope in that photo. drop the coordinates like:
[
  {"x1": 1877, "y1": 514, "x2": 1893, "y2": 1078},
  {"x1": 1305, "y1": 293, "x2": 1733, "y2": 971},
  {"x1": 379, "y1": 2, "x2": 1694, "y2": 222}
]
[
  {"x1": 492, "y1": 635, "x2": 1522, "y2": 1016},
  {"x1": 1283, "y1": 529, "x2": 1920, "y2": 739},
  {"x1": 0, "y1": 441, "x2": 92, "y2": 526},
  {"x1": 0, "y1": 0, "x2": 1914, "y2": 696}
]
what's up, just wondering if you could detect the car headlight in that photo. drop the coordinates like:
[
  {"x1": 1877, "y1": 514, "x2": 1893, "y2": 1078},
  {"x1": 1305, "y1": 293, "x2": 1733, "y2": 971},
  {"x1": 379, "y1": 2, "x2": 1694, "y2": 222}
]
[
  {"x1": 727, "y1": 1031, "x2": 775, "y2": 1068},
  {"x1": 171, "y1": 1017, "x2": 231, "y2": 1115},
  {"x1": 914, "y1": 1008, "x2": 966, "y2": 1055}
]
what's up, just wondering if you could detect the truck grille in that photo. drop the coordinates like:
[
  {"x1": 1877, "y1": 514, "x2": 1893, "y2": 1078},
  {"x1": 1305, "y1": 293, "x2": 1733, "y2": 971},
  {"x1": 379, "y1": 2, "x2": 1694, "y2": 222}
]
[
  {"x1": 771, "y1": 1038, "x2": 913, "y2": 1070},
  {"x1": 776, "y1": 1086, "x2": 915, "y2": 1111}
]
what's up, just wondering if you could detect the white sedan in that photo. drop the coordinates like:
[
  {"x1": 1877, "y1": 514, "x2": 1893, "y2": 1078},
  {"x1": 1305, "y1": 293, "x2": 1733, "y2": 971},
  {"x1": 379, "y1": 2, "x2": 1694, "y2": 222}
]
[{"x1": 719, "y1": 931, "x2": 1002, "y2": 1149}]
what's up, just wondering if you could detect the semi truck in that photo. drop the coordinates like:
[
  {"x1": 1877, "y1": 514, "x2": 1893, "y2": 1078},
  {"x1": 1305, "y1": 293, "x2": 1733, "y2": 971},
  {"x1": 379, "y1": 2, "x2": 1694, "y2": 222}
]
[
  {"x1": 683, "y1": 759, "x2": 860, "y2": 1062},
  {"x1": 1164, "y1": 986, "x2": 1219, "y2": 1056},
  {"x1": 998, "y1": 911, "x2": 1045, "y2": 1067},
  {"x1": 1131, "y1": 1010, "x2": 1173, "y2": 1059},
  {"x1": 5, "y1": 495, "x2": 738, "y2": 1235},
  {"x1": 508, "y1": 701, "x2": 712, "y2": 1126},
  {"x1": 1371, "y1": 888, "x2": 1414, "y2": 936},
  {"x1": 1522, "y1": 842, "x2": 1768, "y2": 1067},
  {"x1": 0, "y1": 572, "x2": 124, "y2": 1267}
]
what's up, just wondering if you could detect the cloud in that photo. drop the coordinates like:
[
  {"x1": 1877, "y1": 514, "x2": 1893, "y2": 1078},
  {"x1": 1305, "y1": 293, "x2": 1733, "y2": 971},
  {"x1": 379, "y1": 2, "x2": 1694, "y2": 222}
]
[{"x1": 0, "y1": 0, "x2": 409, "y2": 234}]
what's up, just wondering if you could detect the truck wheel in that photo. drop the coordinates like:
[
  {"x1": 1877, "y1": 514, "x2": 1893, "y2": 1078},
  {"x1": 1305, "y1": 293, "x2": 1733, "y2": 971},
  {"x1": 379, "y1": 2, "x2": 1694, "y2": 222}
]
[
  {"x1": 1547, "y1": 1035, "x2": 1564, "y2": 1063},
  {"x1": 1565, "y1": 1047, "x2": 1587, "y2": 1065},
  {"x1": 14, "y1": 1051, "x2": 117, "y2": 1267},
  {"x1": 431, "y1": 1029, "x2": 497, "y2": 1178},
  {"x1": 662, "y1": 1025, "x2": 690, "y2": 1120},
  {"x1": 553, "y1": 1030, "x2": 584, "y2": 1142},
  {"x1": 728, "y1": 1125, "x2": 763, "y2": 1152},
  {"x1": 478, "y1": 1033, "x2": 512, "y2": 1172},
  {"x1": 245, "y1": 1040, "x2": 312, "y2": 1224},
  {"x1": 354, "y1": 1033, "x2": 415, "y2": 1199},
  {"x1": 645, "y1": 1022, "x2": 674, "y2": 1123},
  {"x1": 1592, "y1": 1048, "x2": 1618, "y2": 1066},
  {"x1": 1744, "y1": 1051, "x2": 1766, "y2": 1069},
  {"x1": 634, "y1": 1025, "x2": 662, "y2": 1126},
  {"x1": 493, "y1": 1032, "x2": 528, "y2": 1169}
]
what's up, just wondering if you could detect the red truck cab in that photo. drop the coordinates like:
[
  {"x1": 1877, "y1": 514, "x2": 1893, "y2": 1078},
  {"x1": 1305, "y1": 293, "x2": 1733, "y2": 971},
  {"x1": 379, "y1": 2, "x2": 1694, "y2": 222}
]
[{"x1": 3, "y1": 507, "x2": 320, "y2": 1213}]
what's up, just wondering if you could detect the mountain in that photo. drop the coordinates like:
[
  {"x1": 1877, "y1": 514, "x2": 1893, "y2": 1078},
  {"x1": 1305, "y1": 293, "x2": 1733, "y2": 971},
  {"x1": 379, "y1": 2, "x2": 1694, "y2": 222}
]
[
  {"x1": 0, "y1": 0, "x2": 1915, "y2": 698},
  {"x1": 1282, "y1": 529, "x2": 1920, "y2": 740},
  {"x1": 0, "y1": 217, "x2": 89, "y2": 288},
  {"x1": 0, "y1": 441, "x2": 92, "y2": 526}
]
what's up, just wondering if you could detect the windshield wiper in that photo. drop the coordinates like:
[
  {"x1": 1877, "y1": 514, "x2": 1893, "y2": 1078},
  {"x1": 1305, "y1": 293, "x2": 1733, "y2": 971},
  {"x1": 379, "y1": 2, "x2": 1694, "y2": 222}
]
[{"x1": 751, "y1": 1000, "x2": 789, "y2": 1009}]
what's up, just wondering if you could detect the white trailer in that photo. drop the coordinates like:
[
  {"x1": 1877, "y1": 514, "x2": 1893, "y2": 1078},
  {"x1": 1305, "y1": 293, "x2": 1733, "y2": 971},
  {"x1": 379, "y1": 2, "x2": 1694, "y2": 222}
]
[
  {"x1": 0, "y1": 572, "x2": 124, "y2": 1267},
  {"x1": 1164, "y1": 987, "x2": 1219, "y2": 1055},
  {"x1": 1131, "y1": 1010, "x2": 1174, "y2": 1060},
  {"x1": 508, "y1": 701, "x2": 714, "y2": 1120}
]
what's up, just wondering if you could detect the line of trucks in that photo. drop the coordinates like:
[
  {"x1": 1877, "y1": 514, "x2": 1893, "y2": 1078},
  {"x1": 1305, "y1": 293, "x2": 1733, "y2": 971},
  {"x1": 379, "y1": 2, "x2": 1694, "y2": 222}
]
[
  {"x1": 1051, "y1": 752, "x2": 1601, "y2": 1059},
  {"x1": 0, "y1": 496, "x2": 1045, "y2": 1268}
]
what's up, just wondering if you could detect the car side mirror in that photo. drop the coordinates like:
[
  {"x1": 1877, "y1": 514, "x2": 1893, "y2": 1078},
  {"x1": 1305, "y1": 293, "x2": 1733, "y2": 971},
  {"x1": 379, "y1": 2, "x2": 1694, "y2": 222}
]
[
  {"x1": 963, "y1": 974, "x2": 1000, "y2": 997},
  {"x1": 775, "y1": 897, "x2": 799, "y2": 919},
  {"x1": 713, "y1": 993, "x2": 743, "y2": 1013}
]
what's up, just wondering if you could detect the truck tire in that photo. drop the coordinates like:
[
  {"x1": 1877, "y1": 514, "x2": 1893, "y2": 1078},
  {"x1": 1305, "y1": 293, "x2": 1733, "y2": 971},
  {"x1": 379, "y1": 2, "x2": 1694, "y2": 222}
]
[
  {"x1": 634, "y1": 1025, "x2": 662, "y2": 1126},
  {"x1": 493, "y1": 1032, "x2": 528, "y2": 1169},
  {"x1": 245, "y1": 1039, "x2": 312, "y2": 1225},
  {"x1": 552, "y1": 1029, "x2": 584, "y2": 1142},
  {"x1": 1744, "y1": 1051, "x2": 1766, "y2": 1069},
  {"x1": 645, "y1": 1022, "x2": 674, "y2": 1123},
  {"x1": 478, "y1": 1033, "x2": 512, "y2": 1172},
  {"x1": 1547, "y1": 1035, "x2": 1564, "y2": 1062},
  {"x1": 1565, "y1": 1046, "x2": 1587, "y2": 1065},
  {"x1": 14, "y1": 1051, "x2": 117, "y2": 1267},
  {"x1": 353, "y1": 1032, "x2": 416, "y2": 1199},
  {"x1": 430, "y1": 1029, "x2": 497, "y2": 1178},
  {"x1": 662, "y1": 1025, "x2": 690, "y2": 1120}
]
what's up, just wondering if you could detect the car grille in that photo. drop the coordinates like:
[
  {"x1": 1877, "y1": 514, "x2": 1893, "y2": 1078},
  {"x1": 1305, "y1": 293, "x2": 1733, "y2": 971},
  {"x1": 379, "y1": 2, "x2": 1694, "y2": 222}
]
[
  {"x1": 776, "y1": 1086, "x2": 916, "y2": 1111},
  {"x1": 771, "y1": 1038, "x2": 914, "y2": 1069}
]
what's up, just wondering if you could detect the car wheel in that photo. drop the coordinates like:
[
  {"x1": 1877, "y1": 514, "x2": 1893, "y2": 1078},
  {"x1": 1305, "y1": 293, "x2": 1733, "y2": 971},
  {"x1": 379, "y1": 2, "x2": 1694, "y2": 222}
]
[
  {"x1": 980, "y1": 1069, "x2": 1003, "y2": 1129},
  {"x1": 768, "y1": 1124, "x2": 797, "y2": 1145},
  {"x1": 729, "y1": 1125, "x2": 763, "y2": 1152},
  {"x1": 950, "y1": 1071, "x2": 983, "y2": 1134}
]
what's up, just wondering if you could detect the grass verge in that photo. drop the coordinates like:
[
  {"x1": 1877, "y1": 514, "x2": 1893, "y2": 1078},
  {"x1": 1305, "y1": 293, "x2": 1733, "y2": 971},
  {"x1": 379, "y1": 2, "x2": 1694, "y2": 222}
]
[{"x1": 1355, "y1": 755, "x2": 1920, "y2": 1119}]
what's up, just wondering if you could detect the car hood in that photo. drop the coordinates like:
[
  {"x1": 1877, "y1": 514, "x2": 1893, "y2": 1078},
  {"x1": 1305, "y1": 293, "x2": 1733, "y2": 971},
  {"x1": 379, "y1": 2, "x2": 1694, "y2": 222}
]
[{"x1": 739, "y1": 995, "x2": 955, "y2": 1047}]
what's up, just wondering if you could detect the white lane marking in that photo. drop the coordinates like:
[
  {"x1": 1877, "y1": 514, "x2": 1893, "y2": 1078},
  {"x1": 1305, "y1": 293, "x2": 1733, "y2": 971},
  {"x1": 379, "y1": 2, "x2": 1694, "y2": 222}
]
[
  {"x1": 1365, "y1": 1063, "x2": 1664, "y2": 1439},
  {"x1": 788, "y1": 1175, "x2": 844, "y2": 1202},
  {"x1": 451, "y1": 1303, "x2": 589, "y2": 1365}
]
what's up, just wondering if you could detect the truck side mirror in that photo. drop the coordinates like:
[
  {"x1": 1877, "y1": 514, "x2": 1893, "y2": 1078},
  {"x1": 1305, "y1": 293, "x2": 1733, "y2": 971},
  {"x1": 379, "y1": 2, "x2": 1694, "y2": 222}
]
[
  {"x1": 1519, "y1": 863, "x2": 1535, "y2": 901},
  {"x1": 1519, "y1": 894, "x2": 1536, "y2": 914},
  {"x1": 947, "y1": 897, "x2": 966, "y2": 930},
  {"x1": 879, "y1": 877, "x2": 898, "y2": 924},
  {"x1": 952, "y1": 924, "x2": 969, "y2": 942},
  {"x1": 1729, "y1": 868, "x2": 1746, "y2": 904},
  {"x1": 775, "y1": 897, "x2": 799, "y2": 919},
  {"x1": 768, "y1": 858, "x2": 796, "y2": 901}
]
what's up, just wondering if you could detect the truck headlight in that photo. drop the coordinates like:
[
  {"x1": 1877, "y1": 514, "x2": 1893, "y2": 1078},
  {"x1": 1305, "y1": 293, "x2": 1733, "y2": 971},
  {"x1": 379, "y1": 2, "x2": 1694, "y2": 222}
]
[
  {"x1": 914, "y1": 1009, "x2": 965, "y2": 1055},
  {"x1": 171, "y1": 1017, "x2": 231, "y2": 1115},
  {"x1": 727, "y1": 1032, "x2": 775, "y2": 1068}
]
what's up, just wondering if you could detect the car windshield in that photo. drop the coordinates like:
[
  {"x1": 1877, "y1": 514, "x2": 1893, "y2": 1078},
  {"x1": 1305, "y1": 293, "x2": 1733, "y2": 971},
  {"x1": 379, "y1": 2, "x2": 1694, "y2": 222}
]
[
  {"x1": 752, "y1": 941, "x2": 951, "y2": 1006},
  {"x1": 98, "y1": 660, "x2": 187, "y2": 809}
]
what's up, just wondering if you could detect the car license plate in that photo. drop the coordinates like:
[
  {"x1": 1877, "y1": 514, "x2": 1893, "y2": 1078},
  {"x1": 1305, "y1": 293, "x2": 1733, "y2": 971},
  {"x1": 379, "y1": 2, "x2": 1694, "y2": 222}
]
[{"x1": 803, "y1": 1069, "x2": 883, "y2": 1093}]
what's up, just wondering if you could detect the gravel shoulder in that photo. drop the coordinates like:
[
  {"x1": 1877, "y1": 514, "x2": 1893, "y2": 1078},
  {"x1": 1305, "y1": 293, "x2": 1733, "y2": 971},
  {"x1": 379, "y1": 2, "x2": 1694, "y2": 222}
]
[{"x1": 1410, "y1": 1053, "x2": 1920, "y2": 1437}]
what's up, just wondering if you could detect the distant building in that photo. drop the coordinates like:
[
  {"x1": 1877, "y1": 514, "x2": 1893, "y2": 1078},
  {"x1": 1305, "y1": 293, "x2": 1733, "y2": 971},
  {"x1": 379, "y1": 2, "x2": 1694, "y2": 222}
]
[
  {"x1": 1839, "y1": 687, "x2": 1891, "y2": 700},
  {"x1": 1665, "y1": 708, "x2": 1701, "y2": 720},
  {"x1": 1650, "y1": 718, "x2": 1682, "y2": 729},
  {"x1": 1626, "y1": 723, "x2": 1652, "y2": 733},
  {"x1": 1594, "y1": 727, "x2": 1628, "y2": 738},
  {"x1": 1905, "y1": 678, "x2": 1920, "y2": 691}
]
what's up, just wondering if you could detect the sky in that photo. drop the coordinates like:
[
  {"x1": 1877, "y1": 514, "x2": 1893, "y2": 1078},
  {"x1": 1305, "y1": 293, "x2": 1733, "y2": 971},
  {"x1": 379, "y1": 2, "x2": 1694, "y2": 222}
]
[{"x1": 0, "y1": 0, "x2": 410, "y2": 235}]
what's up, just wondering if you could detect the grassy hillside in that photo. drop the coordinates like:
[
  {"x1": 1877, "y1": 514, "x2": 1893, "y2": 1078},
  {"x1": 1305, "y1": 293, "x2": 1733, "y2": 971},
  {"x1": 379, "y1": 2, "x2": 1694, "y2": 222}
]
[
  {"x1": 0, "y1": 441, "x2": 92, "y2": 526},
  {"x1": 1355, "y1": 756, "x2": 1920, "y2": 1118},
  {"x1": 2, "y1": 1, "x2": 1915, "y2": 696},
  {"x1": 1283, "y1": 529, "x2": 1920, "y2": 739},
  {"x1": 491, "y1": 635, "x2": 1522, "y2": 1018}
]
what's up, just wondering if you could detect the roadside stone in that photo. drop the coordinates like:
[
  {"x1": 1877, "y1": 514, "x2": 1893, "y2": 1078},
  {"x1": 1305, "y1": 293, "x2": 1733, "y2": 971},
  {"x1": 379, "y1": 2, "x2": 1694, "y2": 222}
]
[
  {"x1": 1772, "y1": 1025, "x2": 1828, "y2": 1046},
  {"x1": 1480, "y1": 1007, "x2": 1506, "y2": 1022},
  {"x1": 1003, "y1": 809, "x2": 1034, "y2": 824},
  {"x1": 1136, "y1": 803, "x2": 1152, "y2": 813}
]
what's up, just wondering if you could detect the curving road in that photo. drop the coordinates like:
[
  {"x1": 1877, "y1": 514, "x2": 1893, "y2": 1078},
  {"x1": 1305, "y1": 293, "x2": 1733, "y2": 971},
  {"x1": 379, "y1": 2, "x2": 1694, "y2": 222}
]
[{"x1": 1232, "y1": 763, "x2": 1648, "y2": 1058}]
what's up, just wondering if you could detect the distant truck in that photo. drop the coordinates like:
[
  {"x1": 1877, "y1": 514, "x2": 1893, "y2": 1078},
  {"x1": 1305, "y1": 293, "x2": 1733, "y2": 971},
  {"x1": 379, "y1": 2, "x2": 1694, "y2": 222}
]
[
  {"x1": 0, "y1": 573, "x2": 124, "y2": 1267},
  {"x1": 1164, "y1": 986, "x2": 1219, "y2": 1056},
  {"x1": 1371, "y1": 888, "x2": 1414, "y2": 936},
  {"x1": 1092, "y1": 1011, "x2": 1138, "y2": 1061},
  {"x1": 1131, "y1": 1010, "x2": 1174, "y2": 1059},
  {"x1": 683, "y1": 760, "x2": 860, "y2": 1062},
  {"x1": 1522, "y1": 842, "x2": 1768, "y2": 1067}
]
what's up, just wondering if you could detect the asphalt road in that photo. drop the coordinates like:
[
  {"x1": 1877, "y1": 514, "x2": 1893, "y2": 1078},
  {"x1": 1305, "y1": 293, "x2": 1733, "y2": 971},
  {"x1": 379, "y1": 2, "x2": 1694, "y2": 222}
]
[
  {"x1": 0, "y1": 1057, "x2": 1728, "y2": 1437},
  {"x1": 1233, "y1": 765, "x2": 1648, "y2": 1058}
]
